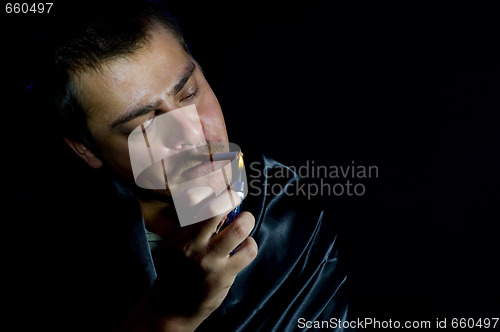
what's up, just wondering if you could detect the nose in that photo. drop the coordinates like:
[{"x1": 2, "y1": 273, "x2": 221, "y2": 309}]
[{"x1": 167, "y1": 107, "x2": 206, "y2": 151}]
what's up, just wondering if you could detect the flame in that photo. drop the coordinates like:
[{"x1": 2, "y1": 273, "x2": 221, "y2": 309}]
[{"x1": 238, "y1": 154, "x2": 244, "y2": 169}]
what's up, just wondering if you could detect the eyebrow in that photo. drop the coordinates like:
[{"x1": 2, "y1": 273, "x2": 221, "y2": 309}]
[
  {"x1": 109, "y1": 61, "x2": 196, "y2": 131},
  {"x1": 169, "y1": 62, "x2": 196, "y2": 96}
]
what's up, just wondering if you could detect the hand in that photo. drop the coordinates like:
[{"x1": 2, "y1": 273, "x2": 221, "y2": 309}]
[{"x1": 116, "y1": 186, "x2": 258, "y2": 332}]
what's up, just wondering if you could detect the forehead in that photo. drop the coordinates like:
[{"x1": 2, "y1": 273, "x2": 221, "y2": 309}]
[{"x1": 72, "y1": 25, "x2": 191, "y2": 122}]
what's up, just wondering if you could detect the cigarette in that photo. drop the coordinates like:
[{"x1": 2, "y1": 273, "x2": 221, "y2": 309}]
[{"x1": 211, "y1": 151, "x2": 243, "y2": 161}]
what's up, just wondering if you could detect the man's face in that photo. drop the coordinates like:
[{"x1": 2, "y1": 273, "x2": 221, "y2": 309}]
[{"x1": 72, "y1": 25, "x2": 229, "y2": 190}]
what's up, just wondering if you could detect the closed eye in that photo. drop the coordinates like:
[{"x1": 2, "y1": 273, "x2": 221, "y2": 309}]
[{"x1": 181, "y1": 87, "x2": 200, "y2": 102}]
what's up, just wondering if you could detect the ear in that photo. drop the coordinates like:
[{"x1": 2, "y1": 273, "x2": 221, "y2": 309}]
[{"x1": 63, "y1": 137, "x2": 103, "y2": 169}]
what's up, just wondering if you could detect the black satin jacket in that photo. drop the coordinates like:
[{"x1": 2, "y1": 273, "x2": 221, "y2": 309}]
[
  {"x1": 37, "y1": 151, "x2": 351, "y2": 332},
  {"x1": 115, "y1": 151, "x2": 352, "y2": 331}
]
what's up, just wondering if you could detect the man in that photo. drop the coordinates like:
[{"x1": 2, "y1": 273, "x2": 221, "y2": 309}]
[{"x1": 32, "y1": 1, "x2": 351, "y2": 331}]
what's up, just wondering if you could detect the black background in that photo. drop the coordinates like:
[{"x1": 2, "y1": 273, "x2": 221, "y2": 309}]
[{"x1": 3, "y1": 0, "x2": 500, "y2": 328}]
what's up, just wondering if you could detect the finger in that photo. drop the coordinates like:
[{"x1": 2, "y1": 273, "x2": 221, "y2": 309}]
[
  {"x1": 208, "y1": 211, "x2": 255, "y2": 258},
  {"x1": 226, "y1": 236, "x2": 258, "y2": 275},
  {"x1": 194, "y1": 189, "x2": 242, "y2": 241}
]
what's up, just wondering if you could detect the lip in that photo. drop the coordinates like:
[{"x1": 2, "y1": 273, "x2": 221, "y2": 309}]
[{"x1": 181, "y1": 160, "x2": 227, "y2": 180}]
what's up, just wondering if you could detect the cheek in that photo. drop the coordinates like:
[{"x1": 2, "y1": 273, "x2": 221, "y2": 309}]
[
  {"x1": 197, "y1": 89, "x2": 227, "y2": 142},
  {"x1": 104, "y1": 142, "x2": 137, "y2": 183},
  {"x1": 90, "y1": 125, "x2": 134, "y2": 175},
  {"x1": 103, "y1": 140, "x2": 132, "y2": 169}
]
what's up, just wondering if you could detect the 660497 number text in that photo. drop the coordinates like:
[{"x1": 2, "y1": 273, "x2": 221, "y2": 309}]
[{"x1": 5, "y1": 3, "x2": 53, "y2": 14}]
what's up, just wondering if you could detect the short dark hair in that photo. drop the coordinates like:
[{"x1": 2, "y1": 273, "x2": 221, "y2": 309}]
[{"x1": 37, "y1": 0, "x2": 188, "y2": 152}]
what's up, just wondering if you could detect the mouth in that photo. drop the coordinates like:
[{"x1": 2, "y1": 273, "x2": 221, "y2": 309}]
[
  {"x1": 135, "y1": 142, "x2": 234, "y2": 188},
  {"x1": 169, "y1": 143, "x2": 231, "y2": 178},
  {"x1": 180, "y1": 159, "x2": 228, "y2": 180}
]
